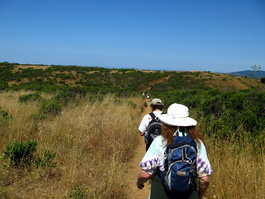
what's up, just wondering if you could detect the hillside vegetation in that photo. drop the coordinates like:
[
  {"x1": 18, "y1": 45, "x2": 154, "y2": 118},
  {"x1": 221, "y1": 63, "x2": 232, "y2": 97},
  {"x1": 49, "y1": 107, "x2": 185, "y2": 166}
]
[
  {"x1": 0, "y1": 62, "x2": 264, "y2": 198},
  {"x1": 1, "y1": 62, "x2": 265, "y2": 94}
]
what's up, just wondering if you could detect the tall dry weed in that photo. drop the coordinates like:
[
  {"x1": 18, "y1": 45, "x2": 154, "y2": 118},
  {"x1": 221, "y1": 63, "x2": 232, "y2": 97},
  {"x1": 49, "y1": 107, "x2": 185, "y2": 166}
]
[
  {"x1": 0, "y1": 91, "x2": 143, "y2": 198},
  {"x1": 205, "y1": 136, "x2": 264, "y2": 199}
]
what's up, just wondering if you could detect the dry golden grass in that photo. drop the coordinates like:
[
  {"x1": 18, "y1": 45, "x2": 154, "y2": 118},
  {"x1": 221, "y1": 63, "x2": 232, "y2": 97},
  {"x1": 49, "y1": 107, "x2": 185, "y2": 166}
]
[
  {"x1": 13, "y1": 65, "x2": 51, "y2": 71},
  {"x1": 0, "y1": 91, "x2": 143, "y2": 198},
  {"x1": 186, "y1": 71, "x2": 265, "y2": 91},
  {"x1": 205, "y1": 136, "x2": 265, "y2": 199},
  {"x1": 0, "y1": 91, "x2": 264, "y2": 198},
  {"x1": 203, "y1": 73, "x2": 264, "y2": 90}
]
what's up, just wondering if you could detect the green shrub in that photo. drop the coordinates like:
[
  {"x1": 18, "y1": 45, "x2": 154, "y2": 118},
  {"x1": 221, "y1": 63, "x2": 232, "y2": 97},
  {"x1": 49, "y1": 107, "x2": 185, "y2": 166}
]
[
  {"x1": 18, "y1": 93, "x2": 42, "y2": 103},
  {"x1": 86, "y1": 94, "x2": 103, "y2": 103},
  {"x1": 3, "y1": 140, "x2": 37, "y2": 167},
  {"x1": 160, "y1": 89, "x2": 265, "y2": 144},
  {"x1": 3, "y1": 140, "x2": 58, "y2": 171},
  {"x1": 0, "y1": 110, "x2": 12, "y2": 121},
  {"x1": 34, "y1": 150, "x2": 57, "y2": 169},
  {"x1": 52, "y1": 91, "x2": 79, "y2": 106},
  {"x1": 67, "y1": 184, "x2": 88, "y2": 199},
  {"x1": 39, "y1": 102, "x2": 62, "y2": 115},
  {"x1": 0, "y1": 110, "x2": 9, "y2": 117},
  {"x1": 0, "y1": 81, "x2": 8, "y2": 90}
]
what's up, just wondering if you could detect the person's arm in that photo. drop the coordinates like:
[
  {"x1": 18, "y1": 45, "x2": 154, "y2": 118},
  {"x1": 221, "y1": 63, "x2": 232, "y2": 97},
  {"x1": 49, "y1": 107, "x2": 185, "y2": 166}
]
[
  {"x1": 198, "y1": 175, "x2": 210, "y2": 199},
  {"x1": 139, "y1": 131, "x2": 145, "y2": 136},
  {"x1": 136, "y1": 169, "x2": 153, "y2": 189},
  {"x1": 138, "y1": 114, "x2": 150, "y2": 136}
]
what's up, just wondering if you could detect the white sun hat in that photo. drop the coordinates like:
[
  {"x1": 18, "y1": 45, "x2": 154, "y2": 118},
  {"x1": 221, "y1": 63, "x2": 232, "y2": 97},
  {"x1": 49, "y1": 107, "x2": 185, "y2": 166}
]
[{"x1": 159, "y1": 103, "x2": 197, "y2": 126}]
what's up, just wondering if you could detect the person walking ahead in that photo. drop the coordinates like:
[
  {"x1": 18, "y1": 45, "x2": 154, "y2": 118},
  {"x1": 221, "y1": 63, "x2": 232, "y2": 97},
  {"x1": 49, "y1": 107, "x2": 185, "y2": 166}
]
[
  {"x1": 138, "y1": 98, "x2": 164, "y2": 151},
  {"x1": 136, "y1": 103, "x2": 213, "y2": 199}
]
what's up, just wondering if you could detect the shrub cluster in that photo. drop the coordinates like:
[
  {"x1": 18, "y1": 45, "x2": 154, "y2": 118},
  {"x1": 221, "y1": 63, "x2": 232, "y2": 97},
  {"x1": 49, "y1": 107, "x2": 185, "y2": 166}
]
[
  {"x1": 2, "y1": 140, "x2": 57, "y2": 169},
  {"x1": 155, "y1": 89, "x2": 265, "y2": 142},
  {"x1": 18, "y1": 93, "x2": 42, "y2": 103},
  {"x1": 0, "y1": 62, "x2": 173, "y2": 96}
]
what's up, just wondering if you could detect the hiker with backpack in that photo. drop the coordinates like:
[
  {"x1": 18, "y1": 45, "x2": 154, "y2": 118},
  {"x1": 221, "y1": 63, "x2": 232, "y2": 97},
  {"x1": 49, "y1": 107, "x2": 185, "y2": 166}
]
[
  {"x1": 136, "y1": 103, "x2": 213, "y2": 199},
  {"x1": 138, "y1": 98, "x2": 164, "y2": 151}
]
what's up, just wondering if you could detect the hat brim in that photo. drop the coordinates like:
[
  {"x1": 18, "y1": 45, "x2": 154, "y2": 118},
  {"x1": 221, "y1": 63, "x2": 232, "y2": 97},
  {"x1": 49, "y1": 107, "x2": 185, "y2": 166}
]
[{"x1": 159, "y1": 114, "x2": 197, "y2": 126}]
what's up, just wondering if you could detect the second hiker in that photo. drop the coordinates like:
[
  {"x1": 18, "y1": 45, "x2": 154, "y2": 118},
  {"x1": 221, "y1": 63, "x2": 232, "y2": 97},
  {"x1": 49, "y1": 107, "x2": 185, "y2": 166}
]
[{"x1": 138, "y1": 98, "x2": 164, "y2": 151}]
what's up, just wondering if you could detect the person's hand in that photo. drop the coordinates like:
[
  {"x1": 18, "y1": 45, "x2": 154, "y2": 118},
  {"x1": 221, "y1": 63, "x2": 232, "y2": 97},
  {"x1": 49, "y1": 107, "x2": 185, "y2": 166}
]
[{"x1": 136, "y1": 182, "x2": 144, "y2": 189}]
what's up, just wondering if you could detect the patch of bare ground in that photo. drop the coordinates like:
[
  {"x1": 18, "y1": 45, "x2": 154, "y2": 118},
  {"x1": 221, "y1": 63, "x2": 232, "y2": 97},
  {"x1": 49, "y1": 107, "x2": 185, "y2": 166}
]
[
  {"x1": 13, "y1": 64, "x2": 51, "y2": 71},
  {"x1": 127, "y1": 99, "x2": 151, "y2": 199},
  {"x1": 203, "y1": 73, "x2": 265, "y2": 90}
]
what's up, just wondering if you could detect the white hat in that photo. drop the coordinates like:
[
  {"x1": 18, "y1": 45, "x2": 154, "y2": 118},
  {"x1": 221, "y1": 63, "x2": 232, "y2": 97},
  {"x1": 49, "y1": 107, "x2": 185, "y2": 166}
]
[{"x1": 159, "y1": 103, "x2": 197, "y2": 126}]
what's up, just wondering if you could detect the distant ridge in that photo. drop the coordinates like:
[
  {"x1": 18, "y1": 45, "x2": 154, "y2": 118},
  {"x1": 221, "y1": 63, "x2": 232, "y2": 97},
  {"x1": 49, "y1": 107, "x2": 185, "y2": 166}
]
[{"x1": 228, "y1": 70, "x2": 265, "y2": 79}]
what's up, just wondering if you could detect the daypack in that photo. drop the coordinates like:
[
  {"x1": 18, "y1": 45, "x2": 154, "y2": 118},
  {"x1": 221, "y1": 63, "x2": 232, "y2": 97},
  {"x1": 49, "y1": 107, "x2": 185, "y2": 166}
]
[
  {"x1": 161, "y1": 134, "x2": 197, "y2": 193},
  {"x1": 145, "y1": 112, "x2": 163, "y2": 149}
]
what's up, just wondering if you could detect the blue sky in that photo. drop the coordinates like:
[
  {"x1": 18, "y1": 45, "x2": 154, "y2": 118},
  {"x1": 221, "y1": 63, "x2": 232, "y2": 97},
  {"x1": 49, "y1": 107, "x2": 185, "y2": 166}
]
[{"x1": 0, "y1": 0, "x2": 264, "y2": 72}]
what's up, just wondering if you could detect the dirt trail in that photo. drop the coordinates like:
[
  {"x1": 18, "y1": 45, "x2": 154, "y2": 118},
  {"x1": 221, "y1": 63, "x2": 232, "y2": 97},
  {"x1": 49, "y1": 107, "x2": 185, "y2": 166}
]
[
  {"x1": 127, "y1": 99, "x2": 151, "y2": 199},
  {"x1": 127, "y1": 75, "x2": 171, "y2": 198},
  {"x1": 142, "y1": 74, "x2": 173, "y2": 91}
]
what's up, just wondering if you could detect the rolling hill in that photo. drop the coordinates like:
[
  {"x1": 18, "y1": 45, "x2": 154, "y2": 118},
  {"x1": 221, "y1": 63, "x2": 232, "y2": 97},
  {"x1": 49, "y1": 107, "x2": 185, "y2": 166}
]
[{"x1": 1, "y1": 62, "x2": 265, "y2": 93}]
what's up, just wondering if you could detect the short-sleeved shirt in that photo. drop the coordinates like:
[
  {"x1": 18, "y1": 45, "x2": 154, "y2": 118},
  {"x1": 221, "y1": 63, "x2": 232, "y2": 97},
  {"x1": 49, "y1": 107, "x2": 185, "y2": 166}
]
[
  {"x1": 139, "y1": 135, "x2": 213, "y2": 178},
  {"x1": 138, "y1": 111, "x2": 163, "y2": 134}
]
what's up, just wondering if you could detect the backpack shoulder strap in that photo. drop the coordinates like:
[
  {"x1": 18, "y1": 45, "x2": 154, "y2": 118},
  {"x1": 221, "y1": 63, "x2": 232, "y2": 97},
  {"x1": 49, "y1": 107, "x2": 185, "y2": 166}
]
[
  {"x1": 150, "y1": 112, "x2": 164, "y2": 120},
  {"x1": 149, "y1": 112, "x2": 156, "y2": 120},
  {"x1": 169, "y1": 135, "x2": 197, "y2": 149}
]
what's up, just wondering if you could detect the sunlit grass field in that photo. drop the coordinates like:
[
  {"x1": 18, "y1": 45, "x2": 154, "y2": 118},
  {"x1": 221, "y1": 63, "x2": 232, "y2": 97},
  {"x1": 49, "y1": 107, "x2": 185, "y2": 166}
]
[
  {"x1": 0, "y1": 91, "x2": 264, "y2": 198},
  {"x1": 0, "y1": 91, "x2": 141, "y2": 198},
  {"x1": 206, "y1": 137, "x2": 264, "y2": 199}
]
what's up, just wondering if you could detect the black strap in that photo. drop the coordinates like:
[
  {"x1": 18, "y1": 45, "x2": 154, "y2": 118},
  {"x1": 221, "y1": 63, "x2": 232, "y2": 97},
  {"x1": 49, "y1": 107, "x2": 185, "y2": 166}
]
[
  {"x1": 149, "y1": 112, "x2": 157, "y2": 120},
  {"x1": 149, "y1": 112, "x2": 165, "y2": 121}
]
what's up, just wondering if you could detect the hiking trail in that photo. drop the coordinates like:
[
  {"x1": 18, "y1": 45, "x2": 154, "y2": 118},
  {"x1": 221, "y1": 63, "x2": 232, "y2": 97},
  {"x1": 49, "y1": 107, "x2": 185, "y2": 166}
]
[
  {"x1": 142, "y1": 74, "x2": 173, "y2": 91},
  {"x1": 127, "y1": 99, "x2": 151, "y2": 199},
  {"x1": 127, "y1": 75, "x2": 172, "y2": 198}
]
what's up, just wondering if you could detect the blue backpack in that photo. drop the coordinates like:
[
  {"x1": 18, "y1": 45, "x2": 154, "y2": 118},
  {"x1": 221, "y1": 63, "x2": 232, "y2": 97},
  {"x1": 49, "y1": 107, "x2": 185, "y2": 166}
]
[{"x1": 161, "y1": 133, "x2": 197, "y2": 193}]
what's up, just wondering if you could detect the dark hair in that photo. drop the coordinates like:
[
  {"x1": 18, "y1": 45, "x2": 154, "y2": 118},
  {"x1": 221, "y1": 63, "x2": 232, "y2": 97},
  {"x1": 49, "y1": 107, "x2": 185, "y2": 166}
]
[
  {"x1": 162, "y1": 125, "x2": 204, "y2": 145},
  {"x1": 150, "y1": 104, "x2": 164, "y2": 111}
]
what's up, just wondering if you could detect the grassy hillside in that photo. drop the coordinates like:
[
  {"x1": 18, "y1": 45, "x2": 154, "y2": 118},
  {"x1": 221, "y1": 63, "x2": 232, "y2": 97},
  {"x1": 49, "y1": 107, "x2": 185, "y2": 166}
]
[
  {"x1": 1, "y1": 62, "x2": 264, "y2": 142},
  {"x1": 0, "y1": 62, "x2": 264, "y2": 198},
  {"x1": 1, "y1": 62, "x2": 265, "y2": 94},
  {"x1": 2, "y1": 62, "x2": 264, "y2": 138}
]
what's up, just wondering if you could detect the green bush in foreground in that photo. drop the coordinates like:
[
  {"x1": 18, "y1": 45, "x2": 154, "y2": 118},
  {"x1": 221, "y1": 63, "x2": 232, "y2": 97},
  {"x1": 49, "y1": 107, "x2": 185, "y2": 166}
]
[
  {"x1": 2, "y1": 140, "x2": 57, "y2": 169},
  {"x1": 3, "y1": 140, "x2": 37, "y2": 168}
]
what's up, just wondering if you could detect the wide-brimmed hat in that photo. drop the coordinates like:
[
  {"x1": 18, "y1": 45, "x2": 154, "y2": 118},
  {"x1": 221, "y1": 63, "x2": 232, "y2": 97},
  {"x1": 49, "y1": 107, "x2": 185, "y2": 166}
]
[
  {"x1": 159, "y1": 103, "x2": 197, "y2": 126},
  {"x1": 151, "y1": 98, "x2": 164, "y2": 106}
]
